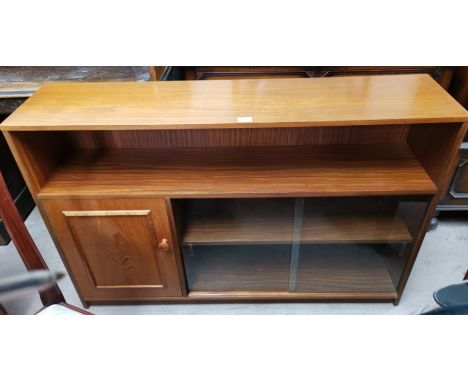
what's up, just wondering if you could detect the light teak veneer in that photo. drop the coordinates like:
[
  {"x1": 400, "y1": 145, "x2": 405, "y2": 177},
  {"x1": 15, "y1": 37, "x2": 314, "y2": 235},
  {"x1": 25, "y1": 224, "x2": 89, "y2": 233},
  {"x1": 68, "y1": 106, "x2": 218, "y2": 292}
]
[{"x1": 1, "y1": 75, "x2": 467, "y2": 306}]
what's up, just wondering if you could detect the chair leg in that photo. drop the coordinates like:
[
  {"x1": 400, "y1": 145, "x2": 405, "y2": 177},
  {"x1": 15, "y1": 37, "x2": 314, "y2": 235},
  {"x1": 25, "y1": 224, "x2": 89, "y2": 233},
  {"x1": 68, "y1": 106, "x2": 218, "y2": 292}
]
[
  {"x1": 0, "y1": 171, "x2": 65, "y2": 306},
  {"x1": 0, "y1": 303, "x2": 7, "y2": 315}
]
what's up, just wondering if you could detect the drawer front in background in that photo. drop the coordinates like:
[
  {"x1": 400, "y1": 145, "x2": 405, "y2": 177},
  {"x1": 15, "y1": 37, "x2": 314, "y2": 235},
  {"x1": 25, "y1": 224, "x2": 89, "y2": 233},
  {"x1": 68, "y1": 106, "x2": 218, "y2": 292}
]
[
  {"x1": 186, "y1": 66, "x2": 315, "y2": 80},
  {"x1": 439, "y1": 145, "x2": 468, "y2": 208},
  {"x1": 449, "y1": 148, "x2": 468, "y2": 199},
  {"x1": 40, "y1": 198, "x2": 183, "y2": 300},
  {"x1": 184, "y1": 67, "x2": 453, "y2": 89},
  {"x1": 316, "y1": 67, "x2": 454, "y2": 89}
]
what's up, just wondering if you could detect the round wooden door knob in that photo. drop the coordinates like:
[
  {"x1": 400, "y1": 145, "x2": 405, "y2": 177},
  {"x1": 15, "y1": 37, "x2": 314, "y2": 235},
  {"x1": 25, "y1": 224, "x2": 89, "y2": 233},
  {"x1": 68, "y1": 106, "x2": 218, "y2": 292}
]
[{"x1": 158, "y1": 238, "x2": 170, "y2": 251}]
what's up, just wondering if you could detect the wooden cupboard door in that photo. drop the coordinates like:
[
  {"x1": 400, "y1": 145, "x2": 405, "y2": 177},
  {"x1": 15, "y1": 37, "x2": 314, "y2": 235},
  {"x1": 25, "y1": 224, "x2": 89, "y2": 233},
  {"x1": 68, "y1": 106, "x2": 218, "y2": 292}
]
[{"x1": 40, "y1": 198, "x2": 183, "y2": 300}]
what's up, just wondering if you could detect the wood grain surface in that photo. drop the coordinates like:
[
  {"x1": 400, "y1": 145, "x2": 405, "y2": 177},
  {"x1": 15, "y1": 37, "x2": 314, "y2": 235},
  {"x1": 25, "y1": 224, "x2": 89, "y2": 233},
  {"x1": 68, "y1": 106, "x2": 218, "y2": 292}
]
[
  {"x1": 40, "y1": 198, "x2": 183, "y2": 299},
  {"x1": 2, "y1": 75, "x2": 467, "y2": 131},
  {"x1": 36, "y1": 144, "x2": 436, "y2": 199},
  {"x1": 70, "y1": 125, "x2": 410, "y2": 148},
  {"x1": 65, "y1": 212, "x2": 165, "y2": 288}
]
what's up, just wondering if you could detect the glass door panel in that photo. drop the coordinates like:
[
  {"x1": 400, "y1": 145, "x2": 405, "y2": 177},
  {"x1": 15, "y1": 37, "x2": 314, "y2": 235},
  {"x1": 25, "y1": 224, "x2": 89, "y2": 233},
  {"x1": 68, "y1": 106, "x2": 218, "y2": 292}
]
[
  {"x1": 175, "y1": 198, "x2": 295, "y2": 292},
  {"x1": 173, "y1": 196, "x2": 429, "y2": 295},
  {"x1": 291, "y1": 197, "x2": 429, "y2": 294},
  {"x1": 183, "y1": 245, "x2": 292, "y2": 292}
]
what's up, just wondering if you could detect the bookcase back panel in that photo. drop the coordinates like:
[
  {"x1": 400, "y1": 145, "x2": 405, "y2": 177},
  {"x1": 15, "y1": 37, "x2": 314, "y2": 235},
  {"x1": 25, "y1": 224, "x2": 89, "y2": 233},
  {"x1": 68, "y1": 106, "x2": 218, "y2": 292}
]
[{"x1": 70, "y1": 125, "x2": 409, "y2": 149}]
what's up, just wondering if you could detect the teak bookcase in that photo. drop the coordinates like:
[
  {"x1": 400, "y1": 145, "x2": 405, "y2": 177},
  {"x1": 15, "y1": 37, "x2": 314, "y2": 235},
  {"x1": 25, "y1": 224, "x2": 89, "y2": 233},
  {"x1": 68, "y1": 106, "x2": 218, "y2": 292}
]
[{"x1": 2, "y1": 75, "x2": 467, "y2": 307}]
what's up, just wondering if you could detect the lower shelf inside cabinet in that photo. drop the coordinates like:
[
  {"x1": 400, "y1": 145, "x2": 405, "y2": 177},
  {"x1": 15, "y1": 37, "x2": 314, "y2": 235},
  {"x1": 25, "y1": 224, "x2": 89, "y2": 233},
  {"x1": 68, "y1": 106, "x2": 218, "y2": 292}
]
[
  {"x1": 182, "y1": 244, "x2": 401, "y2": 296},
  {"x1": 183, "y1": 245, "x2": 291, "y2": 292},
  {"x1": 294, "y1": 245, "x2": 397, "y2": 293}
]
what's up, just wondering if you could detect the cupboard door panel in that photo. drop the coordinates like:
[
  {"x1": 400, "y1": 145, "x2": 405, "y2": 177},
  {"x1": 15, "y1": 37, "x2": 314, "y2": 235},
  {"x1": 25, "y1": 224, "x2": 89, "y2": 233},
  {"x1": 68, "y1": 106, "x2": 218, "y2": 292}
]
[
  {"x1": 63, "y1": 210, "x2": 165, "y2": 288},
  {"x1": 41, "y1": 198, "x2": 183, "y2": 300}
]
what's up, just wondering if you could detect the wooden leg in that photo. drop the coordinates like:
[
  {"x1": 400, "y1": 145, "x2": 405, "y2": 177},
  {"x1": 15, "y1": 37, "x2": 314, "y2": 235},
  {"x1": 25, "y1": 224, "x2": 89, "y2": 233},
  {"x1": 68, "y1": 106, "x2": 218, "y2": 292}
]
[
  {"x1": 0, "y1": 170, "x2": 65, "y2": 306},
  {"x1": 464, "y1": 270, "x2": 468, "y2": 280},
  {"x1": 0, "y1": 303, "x2": 7, "y2": 315}
]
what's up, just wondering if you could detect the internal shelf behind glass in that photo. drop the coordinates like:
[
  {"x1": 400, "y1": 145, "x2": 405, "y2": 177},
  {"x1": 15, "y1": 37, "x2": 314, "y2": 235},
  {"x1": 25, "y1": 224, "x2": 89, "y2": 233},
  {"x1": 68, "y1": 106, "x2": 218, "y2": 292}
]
[{"x1": 174, "y1": 196, "x2": 430, "y2": 294}]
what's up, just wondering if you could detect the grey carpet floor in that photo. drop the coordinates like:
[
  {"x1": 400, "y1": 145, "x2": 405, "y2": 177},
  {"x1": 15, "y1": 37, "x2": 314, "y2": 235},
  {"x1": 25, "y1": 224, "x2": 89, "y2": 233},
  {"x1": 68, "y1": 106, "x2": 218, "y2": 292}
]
[{"x1": 1, "y1": 208, "x2": 467, "y2": 314}]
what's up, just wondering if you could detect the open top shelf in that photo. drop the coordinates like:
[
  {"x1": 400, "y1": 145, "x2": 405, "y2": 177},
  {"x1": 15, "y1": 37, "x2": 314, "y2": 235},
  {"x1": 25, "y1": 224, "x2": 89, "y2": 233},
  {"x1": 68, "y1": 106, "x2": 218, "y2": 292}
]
[{"x1": 37, "y1": 143, "x2": 436, "y2": 199}]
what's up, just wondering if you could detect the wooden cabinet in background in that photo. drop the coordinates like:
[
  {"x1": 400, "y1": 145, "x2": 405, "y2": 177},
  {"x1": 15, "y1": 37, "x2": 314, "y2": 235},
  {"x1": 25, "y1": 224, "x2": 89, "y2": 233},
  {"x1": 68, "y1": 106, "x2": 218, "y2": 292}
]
[
  {"x1": 41, "y1": 198, "x2": 183, "y2": 302},
  {"x1": 181, "y1": 66, "x2": 455, "y2": 89},
  {"x1": 184, "y1": 66, "x2": 315, "y2": 80},
  {"x1": 438, "y1": 143, "x2": 468, "y2": 210},
  {"x1": 0, "y1": 115, "x2": 34, "y2": 245},
  {"x1": 314, "y1": 67, "x2": 455, "y2": 89},
  {"x1": 438, "y1": 67, "x2": 468, "y2": 214}
]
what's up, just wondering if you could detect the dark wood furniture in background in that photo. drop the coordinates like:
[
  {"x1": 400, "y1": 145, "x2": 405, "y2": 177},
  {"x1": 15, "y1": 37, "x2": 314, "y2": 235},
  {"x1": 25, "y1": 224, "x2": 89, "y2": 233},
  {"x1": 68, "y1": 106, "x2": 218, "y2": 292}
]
[
  {"x1": 0, "y1": 168, "x2": 64, "y2": 307},
  {"x1": 0, "y1": 67, "x2": 152, "y2": 245},
  {"x1": 0, "y1": 66, "x2": 151, "y2": 114},
  {"x1": 0, "y1": 159, "x2": 91, "y2": 314},
  {"x1": 0, "y1": 114, "x2": 34, "y2": 245},
  {"x1": 437, "y1": 67, "x2": 468, "y2": 214},
  {"x1": 181, "y1": 66, "x2": 455, "y2": 89},
  {"x1": 2, "y1": 75, "x2": 467, "y2": 307}
]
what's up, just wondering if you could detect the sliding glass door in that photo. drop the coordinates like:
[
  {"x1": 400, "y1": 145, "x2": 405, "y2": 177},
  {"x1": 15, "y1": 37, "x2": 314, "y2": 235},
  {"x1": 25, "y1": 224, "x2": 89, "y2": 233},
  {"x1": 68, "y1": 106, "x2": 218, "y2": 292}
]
[{"x1": 173, "y1": 196, "x2": 429, "y2": 295}]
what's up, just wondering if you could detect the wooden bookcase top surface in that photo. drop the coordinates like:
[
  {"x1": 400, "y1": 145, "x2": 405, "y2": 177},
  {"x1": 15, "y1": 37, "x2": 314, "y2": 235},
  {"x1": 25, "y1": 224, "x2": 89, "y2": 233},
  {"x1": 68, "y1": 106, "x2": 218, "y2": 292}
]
[{"x1": 2, "y1": 74, "x2": 467, "y2": 131}]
